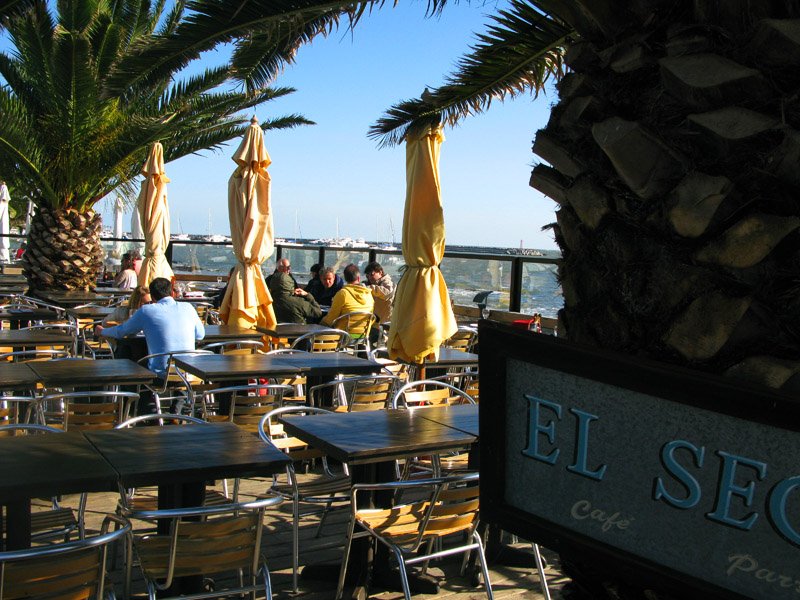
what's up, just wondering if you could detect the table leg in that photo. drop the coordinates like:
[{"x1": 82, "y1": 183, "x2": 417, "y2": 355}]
[{"x1": 4, "y1": 501, "x2": 31, "y2": 550}]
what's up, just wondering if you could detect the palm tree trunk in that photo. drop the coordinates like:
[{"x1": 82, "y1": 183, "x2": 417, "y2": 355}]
[{"x1": 23, "y1": 206, "x2": 105, "y2": 292}]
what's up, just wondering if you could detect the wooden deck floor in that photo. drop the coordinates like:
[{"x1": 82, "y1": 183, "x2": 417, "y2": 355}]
[{"x1": 45, "y1": 472, "x2": 570, "y2": 599}]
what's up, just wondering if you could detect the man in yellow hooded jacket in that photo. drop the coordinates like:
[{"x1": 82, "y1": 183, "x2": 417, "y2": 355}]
[{"x1": 321, "y1": 263, "x2": 375, "y2": 327}]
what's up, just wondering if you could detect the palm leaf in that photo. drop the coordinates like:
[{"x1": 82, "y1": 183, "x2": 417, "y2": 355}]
[{"x1": 369, "y1": 0, "x2": 573, "y2": 147}]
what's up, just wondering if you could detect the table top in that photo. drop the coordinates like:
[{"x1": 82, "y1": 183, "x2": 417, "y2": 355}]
[
  {"x1": 66, "y1": 306, "x2": 115, "y2": 319},
  {"x1": 426, "y1": 347, "x2": 479, "y2": 366},
  {"x1": 0, "y1": 308, "x2": 60, "y2": 322},
  {"x1": 174, "y1": 353, "x2": 303, "y2": 381},
  {"x1": 0, "y1": 362, "x2": 40, "y2": 388},
  {"x1": 280, "y1": 408, "x2": 477, "y2": 465},
  {"x1": 256, "y1": 323, "x2": 330, "y2": 339},
  {"x1": 0, "y1": 431, "x2": 118, "y2": 502},
  {"x1": 28, "y1": 358, "x2": 157, "y2": 386},
  {"x1": 0, "y1": 329, "x2": 75, "y2": 344},
  {"x1": 411, "y1": 404, "x2": 479, "y2": 436},
  {"x1": 85, "y1": 422, "x2": 291, "y2": 488},
  {"x1": 270, "y1": 352, "x2": 383, "y2": 377},
  {"x1": 34, "y1": 291, "x2": 113, "y2": 306},
  {"x1": 202, "y1": 324, "x2": 264, "y2": 342}
]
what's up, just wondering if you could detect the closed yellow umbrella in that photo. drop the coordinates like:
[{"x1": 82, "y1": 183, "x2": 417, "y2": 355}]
[
  {"x1": 388, "y1": 124, "x2": 457, "y2": 363},
  {"x1": 219, "y1": 116, "x2": 277, "y2": 332},
  {"x1": 137, "y1": 142, "x2": 174, "y2": 286}
]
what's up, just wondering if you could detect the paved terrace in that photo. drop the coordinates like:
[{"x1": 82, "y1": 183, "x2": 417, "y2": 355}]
[{"x1": 48, "y1": 468, "x2": 568, "y2": 599}]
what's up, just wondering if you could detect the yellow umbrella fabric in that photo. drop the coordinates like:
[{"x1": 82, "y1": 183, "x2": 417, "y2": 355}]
[
  {"x1": 137, "y1": 142, "x2": 174, "y2": 286},
  {"x1": 219, "y1": 117, "x2": 277, "y2": 331},
  {"x1": 388, "y1": 124, "x2": 457, "y2": 363}
]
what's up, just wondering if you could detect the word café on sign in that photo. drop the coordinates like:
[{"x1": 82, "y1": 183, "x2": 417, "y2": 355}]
[{"x1": 479, "y1": 321, "x2": 800, "y2": 600}]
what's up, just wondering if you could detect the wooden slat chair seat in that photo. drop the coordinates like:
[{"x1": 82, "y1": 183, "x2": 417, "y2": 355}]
[
  {"x1": 336, "y1": 473, "x2": 492, "y2": 600},
  {"x1": 290, "y1": 329, "x2": 351, "y2": 353},
  {"x1": 259, "y1": 406, "x2": 352, "y2": 593},
  {"x1": 122, "y1": 497, "x2": 281, "y2": 600},
  {"x1": 0, "y1": 515, "x2": 130, "y2": 600}
]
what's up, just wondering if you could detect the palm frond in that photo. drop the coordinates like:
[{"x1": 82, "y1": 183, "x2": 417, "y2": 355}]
[
  {"x1": 0, "y1": 0, "x2": 36, "y2": 26},
  {"x1": 370, "y1": 0, "x2": 572, "y2": 147}
]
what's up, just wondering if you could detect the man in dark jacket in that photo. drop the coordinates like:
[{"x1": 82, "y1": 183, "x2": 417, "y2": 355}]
[
  {"x1": 311, "y1": 265, "x2": 344, "y2": 306},
  {"x1": 269, "y1": 271, "x2": 322, "y2": 324}
]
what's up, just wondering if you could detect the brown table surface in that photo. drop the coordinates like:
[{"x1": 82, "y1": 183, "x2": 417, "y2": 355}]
[
  {"x1": 280, "y1": 408, "x2": 477, "y2": 465},
  {"x1": 410, "y1": 404, "x2": 479, "y2": 437},
  {"x1": 66, "y1": 305, "x2": 115, "y2": 320},
  {"x1": 28, "y1": 358, "x2": 157, "y2": 387},
  {"x1": 0, "y1": 308, "x2": 60, "y2": 323},
  {"x1": 425, "y1": 347, "x2": 479, "y2": 366},
  {"x1": 0, "y1": 329, "x2": 75, "y2": 345},
  {"x1": 84, "y1": 422, "x2": 291, "y2": 488},
  {"x1": 268, "y1": 352, "x2": 383, "y2": 377},
  {"x1": 202, "y1": 324, "x2": 264, "y2": 343},
  {"x1": 0, "y1": 363, "x2": 40, "y2": 389},
  {"x1": 34, "y1": 291, "x2": 115, "y2": 307},
  {"x1": 173, "y1": 353, "x2": 303, "y2": 381},
  {"x1": 256, "y1": 323, "x2": 330, "y2": 339},
  {"x1": 0, "y1": 431, "x2": 118, "y2": 549}
]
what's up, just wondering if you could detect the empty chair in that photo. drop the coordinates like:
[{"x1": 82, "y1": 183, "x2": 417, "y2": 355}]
[
  {"x1": 369, "y1": 346, "x2": 416, "y2": 382},
  {"x1": 308, "y1": 374, "x2": 400, "y2": 411},
  {"x1": 290, "y1": 328, "x2": 351, "y2": 353},
  {"x1": 335, "y1": 472, "x2": 492, "y2": 600},
  {"x1": 41, "y1": 390, "x2": 139, "y2": 431},
  {"x1": 0, "y1": 514, "x2": 130, "y2": 600},
  {"x1": 259, "y1": 406, "x2": 352, "y2": 593},
  {"x1": 200, "y1": 339, "x2": 264, "y2": 354},
  {"x1": 80, "y1": 320, "x2": 115, "y2": 359},
  {"x1": 431, "y1": 370, "x2": 479, "y2": 402},
  {"x1": 442, "y1": 326, "x2": 478, "y2": 353},
  {"x1": 392, "y1": 379, "x2": 476, "y2": 409},
  {"x1": 122, "y1": 497, "x2": 281, "y2": 600},
  {"x1": 0, "y1": 396, "x2": 40, "y2": 426},
  {"x1": 200, "y1": 383, "x2": 293, "y2": 429},
  {"x1": 330, "y1": 311, "x2": 378, "y2": 354}
]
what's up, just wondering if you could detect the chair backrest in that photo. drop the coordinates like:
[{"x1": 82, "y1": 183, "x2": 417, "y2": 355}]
[
  {"x1": 330, "y1": 312, "x2": 377, "y2": 341},
  {"x1": 120, "y1": 497, "x2": 279, "y2": 589},
  {"x1": 259, "y1": 406, "x2": 334, "y2": 460},
  {"x1": 442, "y1": 326, "x2": 478, "y2": 352},
  {"x1": 0, "y1": 397, "x2": 40, "y2": 428},
  {"x1": 200, "y1": 339, "x2": 264, "y2": 355},
  {"x1": 0, "y1": 515, "x2": 130, "y2": 600},
  {"x1": 0, "y1": 349, "x2": 71, "y2": 362},
  {"x1": 309, "y1": 375, "x2": 400, "y2": 412},
  {"x1": 368, "y1": 347, "x2": 415, "y2": 382},
  {"x1": 392, "y1": 380, "x2": 476, "y2": 409},
  {"x1": 290, "y1": 329, "x2": 351, "y2": 353},
  {"x1": 41, "y1": 391, "x2": 139, "y2": 431},
  {"x1": 430, "y1": 370, "x2": 479, "y2": 402},
  {"x1": 201, "y1": 384, "x2": 294, "y2": 431},
  {"x1": 79, "y1": 320, "x2": 115, "y2": 359}
]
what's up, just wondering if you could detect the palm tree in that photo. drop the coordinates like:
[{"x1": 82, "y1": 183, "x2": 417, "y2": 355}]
[
  {"x1": 0, "y1": 0, "x2": 331, "y2": 291},
  {"x1": 372, "y1": 1, "x2": 800, "y2": 597},
  {"x1": 373, "y1": 0, "x2": 800, "y2": 391}
]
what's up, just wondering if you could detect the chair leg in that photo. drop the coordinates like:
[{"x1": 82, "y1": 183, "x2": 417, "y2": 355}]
[
  {"x1": 335, "y1": 514, "x2": 358, "y2": 600},
  {"x1": 532, "y1": 542, "x2": 551, "y2": 600},
  {"x1": 292, "y1": 493, "x2": 300, "y2": 594},
  {"x1": 474, "y1": 530, "x2": 494, "y2": 600},
  {"x1": 392, "y1": 546, "x2": 413, "y2": 600}
]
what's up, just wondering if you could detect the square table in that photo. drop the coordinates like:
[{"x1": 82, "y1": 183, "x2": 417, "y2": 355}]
[
  {"x1": 173, "y1": 353, "x2": 303, "y2": 382},
  {"x1": 0, "y1": 329, "x2": 76, "y2": 352},
  {"x1": 34, "y1": 290, "x2": 115, "y2": 307},
  {"x1": 202, "y1": 324, "x2": 265, "y2": 343},
  {"x1": 411, "y1": 403, "x2": 479, "y2": 437},
  {"x1": 66, "y1": 305, "x2": 115, "y2": 321},
  {"x1": 419, "y1": 347, "x2": 479, "y2": 379},
  {"x1": 0, "y1": 431, "x2": 118, "y2": 549},
  {"x1": 256, "y1": 323, "x2": 330, "y2": 342},
  {"x1": 0, "y1": 363, "x2": 40, "y2": 392},
  {"x1": 0, "y1": 308, "x2": 60, "y2": 329},
  {"x1": 28, "y1": 358, "x2": 157, "y2": 388}
]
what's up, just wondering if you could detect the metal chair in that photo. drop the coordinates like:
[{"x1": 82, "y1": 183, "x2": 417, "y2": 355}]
[
  {"x1": 369, "y1": 346, "x2": 416, "y2": 382},
  {"x1": 80, "y1": 319, "x2": 115, "y2": 359},
  {"x1": 265, "y1": 348, "x2": 309, "y2": 403},
  {"x1": 442, "y1": 326, "x2": 478, "y2": 353},
  {"x1": 121, "y1": 497, "x2": 281, "y2": 600},
  {"x1": 40, "y1": 390, "x2": 139, "y2": 431},
  {"x1": 392, "y1": 379, "x2": 477, "y2": 409},
  {"x1": 200, "y1": 383, "x2": 293, "y2": 428},
  {"x1": 335, "y1": 472, "x2": 492, "y2": 600},
  {"x1": 136, "y1": 349, "x2": 214, "y2": 416},
  {"x1": 330, "y1": 311, "x2": 378, "y2": 354},
  {"x1": 0, "y1": 424, "x2": 90, "y2": 542},
  {"x1": 259, "y1": 406, "x2": 352, "y2": 593},
  {"x1": 308, "y1": 374, "x2": 400, "y2": 411},
  {"x1": 0, "y1": 349, "x2": 71, "y2": 362},
  {"x1": 290, "y1": 328, "x2": 351, "y2": 353},
  {"x1": 0, "y1": 514, "x2": 130, "y2": 600},
  {"x1": 430, "y1": 370, "x2": 479, "y2": 402},
  {"x1": 0, "y1": 396, "x2": 40, "y2": 426}
]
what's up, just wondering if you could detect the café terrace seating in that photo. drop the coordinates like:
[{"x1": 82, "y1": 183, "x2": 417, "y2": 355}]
[
  {"x1": 330, "y1": 311, "x2": 378, "y2": 354},
  {"x1": 290, "y1": 328, "x2": 351, "y2": 353},
  {"x1": 308, "y1": 374, "x2": 400, "y2": 411}
]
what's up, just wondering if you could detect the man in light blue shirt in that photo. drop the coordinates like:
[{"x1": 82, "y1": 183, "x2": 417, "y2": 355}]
[{"x1": 97, "y1": 277, "x2": 204, "y2": 414}]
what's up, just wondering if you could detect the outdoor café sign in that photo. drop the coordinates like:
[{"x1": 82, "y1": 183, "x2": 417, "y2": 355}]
[{"x1": 479, "y1": 322, "x2": 800, "y2": 600}]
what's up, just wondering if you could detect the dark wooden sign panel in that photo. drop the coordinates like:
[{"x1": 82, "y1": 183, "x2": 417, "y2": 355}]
[{"x1": 479, "y1": 321, "x2": 800, "y2": 600}]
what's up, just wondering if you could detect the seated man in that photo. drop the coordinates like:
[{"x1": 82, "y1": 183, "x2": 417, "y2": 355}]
[
  {"x1": 269, "y1": 271, "x2": 322, "y2": 324},
  {"x1": 265, "y1": 258, "x2": 298, "y2": 291},
  {"x1": 311, "y1": 265, "x2": 344, "y2": 306},
  {"x1": 321, "y1": 263, "x2": 375, "y2": 328},
  {"x1": 96, "y1": 277, "x2": 205, "y2": 415}
]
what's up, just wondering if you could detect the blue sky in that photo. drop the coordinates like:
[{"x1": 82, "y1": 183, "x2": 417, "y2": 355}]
[{"x1": 7, "y1": 1, "x2": 561, "y2": 250}]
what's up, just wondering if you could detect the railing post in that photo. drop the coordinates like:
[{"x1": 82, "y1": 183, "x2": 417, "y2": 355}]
[{"x1": 509, "y1": 257, "x2": 523, "y2": 313}]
